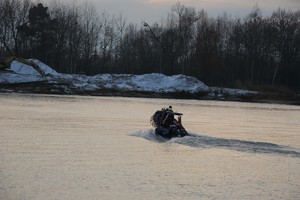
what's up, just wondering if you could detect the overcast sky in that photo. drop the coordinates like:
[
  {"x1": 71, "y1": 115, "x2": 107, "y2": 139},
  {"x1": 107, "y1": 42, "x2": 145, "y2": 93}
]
[{"x1": 55, "y1": 0, "x2": 300, "y2": 23}]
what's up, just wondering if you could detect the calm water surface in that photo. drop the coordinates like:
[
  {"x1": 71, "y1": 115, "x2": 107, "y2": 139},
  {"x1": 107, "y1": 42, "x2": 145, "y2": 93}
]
[{"x1": 0, "y1": 94, "x2": 299, "y2": 200}]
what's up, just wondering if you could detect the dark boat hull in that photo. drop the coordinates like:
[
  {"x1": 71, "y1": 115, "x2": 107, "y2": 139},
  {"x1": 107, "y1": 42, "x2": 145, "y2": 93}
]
[{"x1": 150, "y1": 110, "x2": 189, "y2": 139}]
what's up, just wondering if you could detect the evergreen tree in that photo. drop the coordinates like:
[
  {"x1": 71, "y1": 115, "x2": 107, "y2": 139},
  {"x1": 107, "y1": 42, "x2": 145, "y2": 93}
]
[{"x1": 19, "y1": 3, "x2": 57, "y2": 62}]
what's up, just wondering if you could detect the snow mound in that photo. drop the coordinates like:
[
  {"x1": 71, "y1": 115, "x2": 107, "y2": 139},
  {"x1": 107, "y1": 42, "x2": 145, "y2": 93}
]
[
  {"x1": 1, "y1": 58, "x2": 209, "y2": 93},
  {"x1": 132, "y1": 73, "x2": 208, "y2": 93},
  {"x1": 0, "y1": 73, "x2": 44, "y2": 84},
  {"x1": 88, "y1": 73, "x2": 209, "y2": 93},
  {"x1": 0, "y1": 58, "x2": 257, "y2": 98},
  {"x1": 10, "y1": 59, "x2": 59, "y2": 76},
  {"x1": 210, "y1": 87, "x2": 257, "y2": 98},
  {"x1": 30, "y1": 59, "x2": 60, "y2": 76}
]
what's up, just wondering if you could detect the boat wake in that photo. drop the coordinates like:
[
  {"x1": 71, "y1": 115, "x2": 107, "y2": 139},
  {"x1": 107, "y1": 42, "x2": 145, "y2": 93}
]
[{"x1": 130, "y1": 130, "x2": 300, "y2": 157}]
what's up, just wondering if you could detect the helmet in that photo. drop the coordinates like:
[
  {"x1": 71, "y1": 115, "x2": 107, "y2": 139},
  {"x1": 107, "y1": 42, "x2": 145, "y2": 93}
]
[{"x1": 168, "y1": 106, "x2": 173, "y2": 111}]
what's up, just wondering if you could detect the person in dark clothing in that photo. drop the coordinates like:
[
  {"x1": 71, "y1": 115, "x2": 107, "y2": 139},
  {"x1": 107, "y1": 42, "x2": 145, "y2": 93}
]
[{"x1": 161, "y1": 106, "x2": 174, "y2": 128}]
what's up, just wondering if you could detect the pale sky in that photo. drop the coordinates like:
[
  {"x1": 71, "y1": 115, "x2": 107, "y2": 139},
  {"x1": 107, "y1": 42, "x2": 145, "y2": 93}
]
[{"x1": 51, "y1": 0, "x2": 300, "y2": 23}]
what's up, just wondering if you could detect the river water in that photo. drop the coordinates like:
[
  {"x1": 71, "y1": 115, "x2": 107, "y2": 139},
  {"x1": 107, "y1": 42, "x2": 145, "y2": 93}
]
[{"x1": 0, "y1": 94, "x2": 299, "y2": 200}]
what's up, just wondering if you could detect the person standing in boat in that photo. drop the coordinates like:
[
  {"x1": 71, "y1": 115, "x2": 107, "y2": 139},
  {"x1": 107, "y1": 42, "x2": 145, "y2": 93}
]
[{"x1": 161, "y1": 106, "x2": 174, "y2": 128}]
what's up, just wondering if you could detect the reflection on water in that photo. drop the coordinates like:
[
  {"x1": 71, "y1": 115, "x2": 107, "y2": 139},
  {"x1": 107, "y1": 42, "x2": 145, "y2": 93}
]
[{"x1": 131, "y1": 130, "x2": 300, "y2": 157}]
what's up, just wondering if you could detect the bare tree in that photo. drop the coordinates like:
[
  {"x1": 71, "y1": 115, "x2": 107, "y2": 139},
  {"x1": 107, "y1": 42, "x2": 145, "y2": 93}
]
[
  {"x1": 242, "y1": 6, "x2": 264, "y2": 85},
  {"x1": 171, "y1": 2, "x2": 201, "y2": 74},
  {"x1": 114, "y1": 13, "x2": 127, "y2": 64},
  {"x1": 80, "y1": 3, "x2": 101, "y2": 74},
  {"x1": 66, "y1": 5, "x2": 83, "y2": 73},
  {"x1": 98, "y1": 11, "x2": 115, "y2": 73},
  {"x1": 0, "y1": 0, "x2": 31, "y2": 56},
  {"x1": 271, "y1": 9, "x2": 300, "y2": 86}
]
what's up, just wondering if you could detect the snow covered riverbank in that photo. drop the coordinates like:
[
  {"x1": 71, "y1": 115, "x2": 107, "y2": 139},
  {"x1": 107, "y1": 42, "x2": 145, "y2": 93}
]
[
  {"x1": 1, "y1": 59, "x2": 211, "y2": 93},
  {"x1": 1, "y1": 59, "x2": 286, "y2": 103}
]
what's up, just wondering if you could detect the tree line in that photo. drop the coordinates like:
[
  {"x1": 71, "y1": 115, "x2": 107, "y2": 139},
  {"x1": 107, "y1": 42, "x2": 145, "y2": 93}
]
[{"x1": 1, "y1": 0, "x2": 299, "y2": 89}]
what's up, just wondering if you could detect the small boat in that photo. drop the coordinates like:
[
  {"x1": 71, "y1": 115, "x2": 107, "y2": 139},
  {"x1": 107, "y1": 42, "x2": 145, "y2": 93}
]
[{"x1": 150, "y1": 109, "x2": 189, "y2": 139}]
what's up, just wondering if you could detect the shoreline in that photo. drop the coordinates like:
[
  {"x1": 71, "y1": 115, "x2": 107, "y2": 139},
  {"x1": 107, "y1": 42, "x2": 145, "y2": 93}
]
[{"x1": 1, "y1": 82, "x2": 299, "y2": 106}]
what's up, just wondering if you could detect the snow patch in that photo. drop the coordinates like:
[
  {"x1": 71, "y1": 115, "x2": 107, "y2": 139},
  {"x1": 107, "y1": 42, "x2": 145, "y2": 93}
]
[
  {"x1": 0, "y1": 58, "x2": 257, "y2": 97},
  {"x1": 0, "y1": 73, "x2": 44, "y2": 84},
  {"x1": 10, "y1": 59, "x2": 59, "y2": 76}
]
